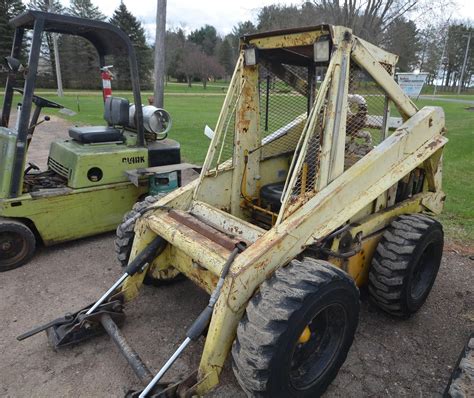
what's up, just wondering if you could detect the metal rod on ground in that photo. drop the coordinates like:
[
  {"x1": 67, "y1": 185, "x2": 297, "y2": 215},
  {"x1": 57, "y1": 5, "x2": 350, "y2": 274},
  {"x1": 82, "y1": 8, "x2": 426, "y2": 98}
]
[
  {"x1": 139, "y1": 244, "x2": 245, "y2": 398},
  {"x1": 101, "y1": 314, "x2": 154, "y2": 384},
  {"x1": 86, "y1": 236, "x2": 165, "y2": 316}
]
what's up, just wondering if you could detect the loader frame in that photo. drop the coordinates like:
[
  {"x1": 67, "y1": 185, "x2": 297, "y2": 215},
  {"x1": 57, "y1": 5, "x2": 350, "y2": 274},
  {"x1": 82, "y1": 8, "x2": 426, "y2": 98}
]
[{"x1": 119, "y1": 25, "x2": 446, "y2": 395}]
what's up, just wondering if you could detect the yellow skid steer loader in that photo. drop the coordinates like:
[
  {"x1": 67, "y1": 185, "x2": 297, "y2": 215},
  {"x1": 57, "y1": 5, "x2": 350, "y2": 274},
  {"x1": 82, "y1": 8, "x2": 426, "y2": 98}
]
[{"x1": 20, "y1": 25, "x2": 447, "y2": 397}]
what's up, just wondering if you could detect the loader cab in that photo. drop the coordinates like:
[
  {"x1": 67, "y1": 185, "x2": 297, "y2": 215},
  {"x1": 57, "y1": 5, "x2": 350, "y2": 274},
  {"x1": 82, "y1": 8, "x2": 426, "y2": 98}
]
[
  {"x1": 194, "y1": 25, "x2": 400, "y2": 229},
  {"x1": 0, "y1": 10, "x2": 180, "y2": 198}
]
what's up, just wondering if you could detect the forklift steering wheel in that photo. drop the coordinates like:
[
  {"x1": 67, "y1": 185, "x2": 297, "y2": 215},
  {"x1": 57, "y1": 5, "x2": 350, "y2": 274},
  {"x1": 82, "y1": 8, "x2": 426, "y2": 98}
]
[{"x1": 13, "y1": 88, "x2": 64, "y2": 110}]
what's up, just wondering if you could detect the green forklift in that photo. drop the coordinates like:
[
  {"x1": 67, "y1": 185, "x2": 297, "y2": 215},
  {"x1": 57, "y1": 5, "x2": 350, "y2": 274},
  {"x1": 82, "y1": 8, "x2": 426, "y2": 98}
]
[{"x1": 0, "y1": 11, "x2": 183, "y2": 271}]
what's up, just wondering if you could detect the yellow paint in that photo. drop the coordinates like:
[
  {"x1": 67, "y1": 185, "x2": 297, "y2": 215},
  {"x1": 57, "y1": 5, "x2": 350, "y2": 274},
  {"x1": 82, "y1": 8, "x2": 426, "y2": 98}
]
[
  {"x1": 298, "y1": 326, "x2": 311, "y2": 344},
  {"x1": 126, "y1": 26, "x2": 448, "y2": 396},
  {"x1": 249, "y1": 30, "x2": 328, "y2": 49}
]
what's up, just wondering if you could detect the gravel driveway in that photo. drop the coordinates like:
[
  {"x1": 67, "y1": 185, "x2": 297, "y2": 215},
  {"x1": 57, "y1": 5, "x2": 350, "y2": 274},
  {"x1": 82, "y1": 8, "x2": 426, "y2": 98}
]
[{"x1": 1, "y1": 112, "x2": 472, "y2": 397}]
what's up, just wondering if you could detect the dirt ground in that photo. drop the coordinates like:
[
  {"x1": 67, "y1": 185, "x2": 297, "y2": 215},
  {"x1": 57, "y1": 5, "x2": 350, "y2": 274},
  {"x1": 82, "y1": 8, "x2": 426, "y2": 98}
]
[{"x1": 1, "y1": 116, "x2": 473, "y2": 397}]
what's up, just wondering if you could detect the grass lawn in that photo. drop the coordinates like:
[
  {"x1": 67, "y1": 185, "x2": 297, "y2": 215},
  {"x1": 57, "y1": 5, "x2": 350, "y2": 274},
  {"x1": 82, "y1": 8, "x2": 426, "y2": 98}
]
[
  {"x1": 1, "y1": 89, "x2": 472, "y2": 242},
  {"x1": 428, "y1": 94, "x2": 474, "y2": 101},
  {"x1": 413, "y1": 99, "x2": 474, "y2": 243}
]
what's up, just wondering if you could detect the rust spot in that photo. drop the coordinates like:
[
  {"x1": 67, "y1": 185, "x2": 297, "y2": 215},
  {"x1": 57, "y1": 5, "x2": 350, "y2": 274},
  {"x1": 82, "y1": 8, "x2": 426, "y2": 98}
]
[
  {"x1": 427, "y1": 140, "x2": 440, "y2": 149},
  {"x1": 169, "y1": 210, "x2": 241, "y2": 251}
]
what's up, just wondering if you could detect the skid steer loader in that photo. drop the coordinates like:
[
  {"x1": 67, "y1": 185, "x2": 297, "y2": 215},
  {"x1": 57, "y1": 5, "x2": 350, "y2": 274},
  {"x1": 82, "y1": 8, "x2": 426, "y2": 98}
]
[{"x1": 20, "y1": 25, "x2": 447, "y2": 397}]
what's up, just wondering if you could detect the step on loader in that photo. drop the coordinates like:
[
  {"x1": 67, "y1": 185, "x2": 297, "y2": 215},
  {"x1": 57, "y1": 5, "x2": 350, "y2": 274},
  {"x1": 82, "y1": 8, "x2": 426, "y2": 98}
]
[{"x1": 20, "y1": 25, "x2": 447, "y2": 397}]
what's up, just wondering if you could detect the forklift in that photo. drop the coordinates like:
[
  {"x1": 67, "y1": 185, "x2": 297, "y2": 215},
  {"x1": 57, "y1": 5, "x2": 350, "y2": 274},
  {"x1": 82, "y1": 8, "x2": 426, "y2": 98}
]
[{"x1": 0, "y1": 11, "x2": 183, "y2": 271}]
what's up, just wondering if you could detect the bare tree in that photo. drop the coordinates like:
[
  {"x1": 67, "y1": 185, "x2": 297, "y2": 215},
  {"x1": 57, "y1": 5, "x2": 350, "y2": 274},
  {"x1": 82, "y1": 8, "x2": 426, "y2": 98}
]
[
  {"x1": 178, "y1": 43, "x2": 224, "y2": 88},
  {"x1": 193, "y1": 51, "x2": 225, "y2": 89}
]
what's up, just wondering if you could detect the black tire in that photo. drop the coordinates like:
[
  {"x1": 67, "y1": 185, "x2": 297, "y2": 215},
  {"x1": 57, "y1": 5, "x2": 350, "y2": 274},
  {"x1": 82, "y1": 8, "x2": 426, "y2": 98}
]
[
  {"x1": 114, "y1": 195, "x2": 180, "y2": 284},
  {"x1": 368, "y1": 213, "x2": 444, "y2": 317},
  {"x1": 232, "y1": 258, "x2": 359, "y2": 397},
  {"x1": 0, "y1": 218, "x2": 36, "y2": 272}
]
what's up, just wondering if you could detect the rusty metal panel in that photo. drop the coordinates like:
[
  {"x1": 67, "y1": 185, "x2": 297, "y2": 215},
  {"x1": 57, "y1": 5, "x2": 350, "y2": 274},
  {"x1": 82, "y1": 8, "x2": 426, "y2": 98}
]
[{"x1": 168, "y1": 210, "x2": 245, "y2": 251}]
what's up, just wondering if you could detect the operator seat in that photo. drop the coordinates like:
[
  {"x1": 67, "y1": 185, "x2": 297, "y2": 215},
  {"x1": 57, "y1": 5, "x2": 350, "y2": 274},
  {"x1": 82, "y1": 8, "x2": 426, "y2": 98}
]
[
  {"x1": 68, "y1": 97, "x2": 129, "y2": 144},
  {"x1": 260, "y1": 182, "x2": 285, "y2": 212}
]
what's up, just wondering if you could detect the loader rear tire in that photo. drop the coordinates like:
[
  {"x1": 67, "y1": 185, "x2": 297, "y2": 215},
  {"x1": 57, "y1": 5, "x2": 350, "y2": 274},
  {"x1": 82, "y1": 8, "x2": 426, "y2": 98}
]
[
  {"x1": 114, "y1": 194, "x2": 181, "y2": 284},
  {"x1": 0, "y1": 218, "x2": 36, "y2": 272},
  {"x1": 368, "y1": 213, "x2": 443, "y2": 317},
  {"x1": 232, "y1": 258, "x2": 359, "y2": 397}
]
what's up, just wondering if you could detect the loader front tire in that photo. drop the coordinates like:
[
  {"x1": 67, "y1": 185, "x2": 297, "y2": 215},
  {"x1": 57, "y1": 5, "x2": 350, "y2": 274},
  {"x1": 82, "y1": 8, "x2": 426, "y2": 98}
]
[
  {"x1": 232, "y1": 258, "x2": 359, "y2": 397},
  {"x1": 114, "y1": 194, "x2": 180, "y2": 284},
  {"x1": 368, "y1": 213, "x2": 443, "y2": 317}
]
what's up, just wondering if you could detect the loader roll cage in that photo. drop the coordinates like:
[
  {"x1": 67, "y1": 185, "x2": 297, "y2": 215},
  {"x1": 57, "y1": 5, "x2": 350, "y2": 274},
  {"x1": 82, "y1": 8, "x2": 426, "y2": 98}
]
[{"x1": 0, "y1": 11, "x2": 146, "y2": 198}]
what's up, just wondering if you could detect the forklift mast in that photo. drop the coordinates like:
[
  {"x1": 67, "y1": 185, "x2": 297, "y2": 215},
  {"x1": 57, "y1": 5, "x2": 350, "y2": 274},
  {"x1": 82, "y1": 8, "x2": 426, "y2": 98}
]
[{"x1": 0, "y1": 11, "x2": 146, "y2": 198}]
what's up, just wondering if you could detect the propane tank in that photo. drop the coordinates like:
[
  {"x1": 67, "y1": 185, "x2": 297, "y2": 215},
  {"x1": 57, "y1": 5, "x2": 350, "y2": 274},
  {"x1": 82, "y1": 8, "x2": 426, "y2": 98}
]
[{"x1": 129, "y1": 105, "x2": 172, "y2": 139}]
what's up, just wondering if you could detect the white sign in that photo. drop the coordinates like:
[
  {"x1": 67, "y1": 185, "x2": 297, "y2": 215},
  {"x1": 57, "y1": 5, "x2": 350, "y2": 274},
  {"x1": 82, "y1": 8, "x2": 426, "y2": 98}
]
[{"x1": 397, "y1": 73, "x2": 429, "y2": 98}]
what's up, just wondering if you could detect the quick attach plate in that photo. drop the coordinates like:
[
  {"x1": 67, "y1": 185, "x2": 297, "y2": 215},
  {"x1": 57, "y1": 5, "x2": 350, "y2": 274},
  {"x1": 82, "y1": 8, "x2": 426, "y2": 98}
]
[{"x1": 46, "y1": 300, "x2": 125, "y2": 348}]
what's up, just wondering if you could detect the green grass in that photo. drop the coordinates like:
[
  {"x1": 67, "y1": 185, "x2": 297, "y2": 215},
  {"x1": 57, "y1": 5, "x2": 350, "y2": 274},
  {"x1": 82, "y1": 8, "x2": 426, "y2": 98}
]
[
  {"x1": 35, "y1": 81, "x2": 229, "y2": 95},
  {"x1": 1, "y1": 90, "x2": 472, "y2": 243},
  {"x1": 427, "y1": 94, "x2": 474, "y2": 101},
  {"x1": 414, "y1": 99, "x2": 474, "y2": 243},
  {"x1": 2, "y1": 91, "x2": 223, "y2": 164}
]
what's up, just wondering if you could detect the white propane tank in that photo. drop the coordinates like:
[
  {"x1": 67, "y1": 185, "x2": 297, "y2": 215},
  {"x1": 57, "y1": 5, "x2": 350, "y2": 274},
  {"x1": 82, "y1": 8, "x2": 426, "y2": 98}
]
[{"x1": 129, "y1": 105, "x2": 172, "y2": 138}]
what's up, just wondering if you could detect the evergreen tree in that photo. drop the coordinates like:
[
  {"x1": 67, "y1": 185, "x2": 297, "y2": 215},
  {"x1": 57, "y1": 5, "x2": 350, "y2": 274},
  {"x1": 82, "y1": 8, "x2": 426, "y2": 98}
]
[
  {"x1": 109, "y1": 2, "x2": 153, "y2": 89},
  {"x1": 217, "y1": 38, "x2": 233, "y2": 78},
  {"x1": 189, "y1": 25, "x2": 218, "y2": 56},
  {"x1": 67, "y1": 0, "x2": 105, "y2": 20},
  {"x1": 59, "y1": 0, "x2": 105, "y2": 89},
  {"x1": 0, "y1": 0, "x2": 26, "y2": 67},
  {"x1": 383, "y1": 18, "x2": 421, "y2": 72}
]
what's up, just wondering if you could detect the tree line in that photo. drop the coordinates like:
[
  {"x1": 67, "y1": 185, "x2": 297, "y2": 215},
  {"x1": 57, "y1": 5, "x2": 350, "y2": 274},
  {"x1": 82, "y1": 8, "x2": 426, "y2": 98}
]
[{"x1": 0, "y1": 0, "x2": 472, "y2": 91}]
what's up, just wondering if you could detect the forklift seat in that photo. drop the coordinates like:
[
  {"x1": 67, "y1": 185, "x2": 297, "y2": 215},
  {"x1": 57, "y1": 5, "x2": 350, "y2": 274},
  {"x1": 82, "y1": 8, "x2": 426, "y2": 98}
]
[{"x1": 68, "y1": 97, "x2": 129, "y2": 144}]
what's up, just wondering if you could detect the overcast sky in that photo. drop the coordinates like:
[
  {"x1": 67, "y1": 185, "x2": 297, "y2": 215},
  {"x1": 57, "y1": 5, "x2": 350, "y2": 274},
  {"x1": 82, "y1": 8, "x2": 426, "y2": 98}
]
[{"x1": 58, "y1": 0, "x2": 474, "y2": 39}]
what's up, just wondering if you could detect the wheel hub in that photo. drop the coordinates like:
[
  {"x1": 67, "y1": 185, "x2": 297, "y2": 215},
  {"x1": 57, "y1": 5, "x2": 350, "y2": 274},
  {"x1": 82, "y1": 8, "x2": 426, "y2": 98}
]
[
  {"x1": 290, "y1": 303, "x2": 346, "y2": 390},
  {"x1": 1, "y1": 240, "x2": 12, "y2": 251},
  {"x1": 0, "y1": 232, "x2": 25, "y2": 262}
]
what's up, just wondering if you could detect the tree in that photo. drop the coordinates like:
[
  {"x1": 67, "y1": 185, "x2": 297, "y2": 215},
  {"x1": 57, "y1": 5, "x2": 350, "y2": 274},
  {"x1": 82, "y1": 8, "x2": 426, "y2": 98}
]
[
  {"x1": 193, "y1": 51, "x2": 225, "y2": 89},
  {"x1": 189, "y1": 24, "x2": 218, "y2": 55},
  {"x1": 444, "y1": 23, "x2": 473, "y2": 90},
  {"x1": 228, "y1": 20, "x2": 257, "y2": 63},
  {"x1": 383, "y1": 18, "x2": 421, "y2": 71},
  {"x1": 257, "y1": 4, "x2": 320, "y2": 32},
  {"x1": 418, "y1": 22, "x2": 445, "y2": 84},
  {"x1": 177, "y1": 42, "x2": 224, "y2": 88},
  {"x1": 0, "y1": 0, "x2": 26, "y2": 64},
  {"x1": 110, "y1": 2, "x2": 153, "y2": 89},
  {"x1": 67, "y1": 0, "x2": 104, "y2": 20},
  {"x1": 28, "y1": 0, "x2": 64, "y2": 87},
  {"x1": 57, "y1": 0, "x2": 105, "y2": 89},
  {"x1": 164, "y1": 28, "x2": 186, "y2": 81},
  {"x1": 217, "y1": 38, "x2": 233, "y2": 77}
]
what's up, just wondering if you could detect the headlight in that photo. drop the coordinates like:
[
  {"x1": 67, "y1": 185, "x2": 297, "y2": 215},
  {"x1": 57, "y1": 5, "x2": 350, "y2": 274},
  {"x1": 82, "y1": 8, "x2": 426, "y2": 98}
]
[{"x1": 314, "y1": 39, "x2": 330, "y2": 63}]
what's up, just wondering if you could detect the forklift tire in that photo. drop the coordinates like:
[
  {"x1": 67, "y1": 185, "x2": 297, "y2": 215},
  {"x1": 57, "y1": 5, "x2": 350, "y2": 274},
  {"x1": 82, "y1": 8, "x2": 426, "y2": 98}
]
[
  {"x1": 232, "y1": 258, "x2": 359, "y2": 397},
  {"x1": 368, "y1": 213, "x2": 443, "y2": 317},
  {"x1": 0, "y1": 218, "x2": 36, "y2": 272},
  {"x1": 114, "y1": 195, "x2": 181, "y2": 284}
]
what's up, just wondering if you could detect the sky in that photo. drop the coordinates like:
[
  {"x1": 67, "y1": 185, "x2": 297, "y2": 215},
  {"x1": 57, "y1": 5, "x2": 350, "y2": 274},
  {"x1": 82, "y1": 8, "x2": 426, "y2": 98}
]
[{"x1": 58, "y1": 0, "x2": 474, "y2": 39}]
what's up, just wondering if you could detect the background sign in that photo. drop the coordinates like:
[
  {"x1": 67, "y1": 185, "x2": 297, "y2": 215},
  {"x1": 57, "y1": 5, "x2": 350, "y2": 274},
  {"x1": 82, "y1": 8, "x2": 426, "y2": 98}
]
[{"x1": 397, "y1": 73, "x2": 429, "y2": 97}]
